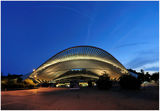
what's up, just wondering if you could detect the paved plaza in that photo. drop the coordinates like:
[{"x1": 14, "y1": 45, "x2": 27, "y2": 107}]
[{"x1": 1, "y1": 87, "x2": 159, "y2": 110}]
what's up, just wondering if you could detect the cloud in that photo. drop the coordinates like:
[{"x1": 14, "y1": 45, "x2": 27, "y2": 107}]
[
  {"x1": 126, "y1": 57, "x2": 158, "y2": 69},
  {"x1": 114, "y1": 42, "x2": 149, "y2": 49},
  {"x1": 134, "y1": 61, "x2": 159, "y2": 72},
  {"x1": 51, "y1": 5, "x2": 94, "y2": 21},
  {"x1": 125, "y1": 48, "x2": 159, "y2": 71},
  {"x1": 145, "y1": 67, "x2": 159, "y2": 71},
  {"x1": 137, "y1": 48, "x2": 159, "y2": 55}
]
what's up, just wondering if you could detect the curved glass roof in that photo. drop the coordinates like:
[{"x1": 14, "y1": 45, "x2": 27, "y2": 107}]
[{"x1": 29, "y1": 46, "x2": 129, "y2": 81}]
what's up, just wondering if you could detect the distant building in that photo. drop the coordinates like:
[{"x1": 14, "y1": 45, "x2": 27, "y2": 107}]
[{"x1": 128, "y1": 71, "x2": 138, "y2": 78}]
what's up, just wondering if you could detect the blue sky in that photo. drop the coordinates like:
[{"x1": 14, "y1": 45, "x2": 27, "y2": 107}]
[{"x1": 2, "y1": 1, "x2": 159, "y2": 75}]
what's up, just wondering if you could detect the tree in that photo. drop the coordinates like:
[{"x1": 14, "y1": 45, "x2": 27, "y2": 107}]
[
  {"x1": 17, "y1": 77, "x2": 23, "y2": 83},
  {"x1": 144, "y1": 73, "x2": 151, "y2": 82},
  {"x1": 140, "y1": 69, "x2": 144, "y2": 74},
  {"x1": 151, "y1": 72, "x2": 159, "y2": 83},
  {"x1": 119, "y1": 75, "x2": 141, "y2": 90},
  {"x1": 96, "y1": 74, "x2": 112, "y2": 90}
]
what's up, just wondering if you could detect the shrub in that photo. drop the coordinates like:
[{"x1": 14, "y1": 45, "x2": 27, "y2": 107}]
[
  {"x1": 88, "y1": 81, "x2": 92, "y2": 87},
  {"x1": 24, "y1": 78, "x2": 36, "y2": 88},
  {"x1": 137, "y1": 73, "x2": 145, "y2": 83},
  {"x1": 96, "y1": 74, "x2": 112, "y2": 90},
  {"x1": 70, "y1": 81, "x2": 74, "y2": 88},
  {"x1": 1, "y1": 77, "x2": 37, "y2": 90},
  {"x1": 39, "y1": 82, "x2": 50, "y2": 87},
  {"x1": 119, "y1": 75, "x2": 141, "y2": 90},
  {"x1": 24, "y1": 79, "x2": 36, "y2": 86},
  {"x1": 151, "y1": 72, "x2": 159, "y2": 83},
  {"x1": 70, "y1": 81, "x2": 79, "y2": 88}
]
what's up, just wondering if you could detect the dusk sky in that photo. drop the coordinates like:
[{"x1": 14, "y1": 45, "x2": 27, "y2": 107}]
[{"x1": 2, "y1": 1, "x2": 159, "y2": 75}]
